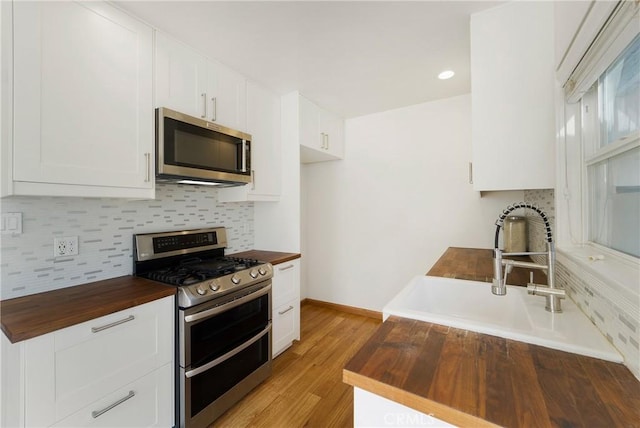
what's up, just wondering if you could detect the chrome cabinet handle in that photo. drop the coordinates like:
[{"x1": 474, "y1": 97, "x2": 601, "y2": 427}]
[
  {"x1": 211, "y1": 96, "x2": 217, "y2": 121},
  {"x1": 185, "y1": 323, "x2": 271, "y2": 378},
  {"x1": 325, "y1": 133, "x2": 330, "y2": 150},
  {"x1": 91, "y1": 315, "x2": 135, "y2": 333},
  {"x1": 144, "y1": 153, "x2": 151, "y2": 182},
  {"x1": 278, "y1": 305, "x2": 294, "y2": 315},
  {"x1": 278, "y1": 264, "x2": 294, "y2": 271},
  {"x1": 92, "y1": 390, "x2": 135, "y2": 418},
  {"x1": 201, "y1": 93, "x2": 207, "y2": 118},
  {"x1": 251, "y1": 169, "x2": 256, "y2": 191},
  {"x1": 320, "y1": 133, "x2": 326, "y2": 149},
  {"x1": 468, "y1": 162, "x2": 473, "y2": 184}
]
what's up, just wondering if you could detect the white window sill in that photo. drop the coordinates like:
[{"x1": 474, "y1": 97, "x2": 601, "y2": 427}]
[{"x1": 556, "y1": 244, "x2": 639, "y2": 310}]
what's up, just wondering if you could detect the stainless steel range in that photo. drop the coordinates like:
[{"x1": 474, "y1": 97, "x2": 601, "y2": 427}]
[{"x1": 133, "y1": 227, "x2": 273, "y2": 428}]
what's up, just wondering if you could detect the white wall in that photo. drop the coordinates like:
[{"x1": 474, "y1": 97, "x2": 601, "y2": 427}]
[{"x1": 302, "y1": 94, "x2": 523, "y2": 311}]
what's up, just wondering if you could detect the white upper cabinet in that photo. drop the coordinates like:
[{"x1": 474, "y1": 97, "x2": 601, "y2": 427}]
[
  {"x1": 219, "y1": 81, "x2": 282, "y2": 202},
  {"x1": 9, "y1": 1, "x2": 154, "y2": 198},
  {"x1": 154, "y1": 32, "x2": 206, "y2": 119},
  {"x1": 470, "y1": 1, "x2": 555, "y2": 191},
  {"x1": 299, "y1": 94, "x2": 344, "y2": 163},
  {"x1": 155, "y1": 32, "x2": 246, "y2": 131}
]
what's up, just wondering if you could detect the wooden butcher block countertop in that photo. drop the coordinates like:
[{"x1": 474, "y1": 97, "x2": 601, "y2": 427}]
[
  {"x1": 0, "y1": 250, "x2": 299, "y2": 344},
  {"x1": 1, "y1": 276, "x2": 175, "y2": 343},
  {"x1": 427, "y1": 246, "x2": 547, "y2": 286},
  {"x1": 343, "y1": 247, "x2": 640, "y2": 427},
  {"x1": 228, "y1": 250, "x2": 300, "y2": 266}
]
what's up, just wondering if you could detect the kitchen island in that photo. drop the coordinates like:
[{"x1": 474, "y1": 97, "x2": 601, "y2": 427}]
[{"x1": 343, "y1": 247, "x2": 640, "y2": 427}]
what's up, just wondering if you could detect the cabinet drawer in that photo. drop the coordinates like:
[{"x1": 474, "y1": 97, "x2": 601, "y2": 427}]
[
  {"x1": 52, "y1": 363, "x2": 173, "y2": 428},
  {"x1": 272, "y1": 260, "x2": 299, "y2": 308},
  {"x1": 272, "y1": 299, "x2": 297, "y2": 358},
  {"x1": 31, "y1": 297, "x2": 174, "y2": 423}
]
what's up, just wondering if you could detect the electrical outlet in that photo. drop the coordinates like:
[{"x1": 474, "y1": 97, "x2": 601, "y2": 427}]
[{"x1": 54, "y1": 236, "x2": 79, "y2": 257}]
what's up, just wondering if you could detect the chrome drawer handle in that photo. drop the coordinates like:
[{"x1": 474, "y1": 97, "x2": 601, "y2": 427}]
[
  {"x1": 278, "y1": 305, "x2": 294, "y2": 315},
  {"x1": 91, "y1": 315, "x2": 135, "y2": 333},
  {"x1": 278, "y1": 264, "x2": 294, "y2": 271},
  {"x1": 92, "y1": 390, "x2": 135, "y2": 418}
]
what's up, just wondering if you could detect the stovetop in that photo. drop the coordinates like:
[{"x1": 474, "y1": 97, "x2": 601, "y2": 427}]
[
  {"x1": 144, "y1": 257, "x2": 261, "y2": 286},
  {"x1": 134, "y1": 228, "x2": 273, "y2": 308}
]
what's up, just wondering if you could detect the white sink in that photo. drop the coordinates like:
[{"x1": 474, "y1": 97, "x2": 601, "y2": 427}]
[{"x1": 383, "y1": 275, "x2": 623, "y2": 363}]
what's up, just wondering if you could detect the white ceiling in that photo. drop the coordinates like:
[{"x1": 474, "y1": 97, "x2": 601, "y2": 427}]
[{"x1": 116, "y1": 1, "x2": 504, "y2": 118}]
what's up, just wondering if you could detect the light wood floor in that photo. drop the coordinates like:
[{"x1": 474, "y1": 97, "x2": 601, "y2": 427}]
[{"x1": 211, "y1": 302, "x2": 382, "y2": 428}]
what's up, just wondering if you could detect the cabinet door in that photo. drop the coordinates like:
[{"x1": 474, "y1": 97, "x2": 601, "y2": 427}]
[
  {"x1": 207, "y1": 60, "x2": 247, "y2": 131},
  {"x1": 273, "y1": 300, "x2": 296, "y2": 358},
  {"x1": 470, "y1": 1, "x2": 555, "y2": 191},
  {"x1": 155, "y1": 31, "x2": 207, "y2": 118},
  {"x1": 13, "y1": 1, "x2": 153, "y2": 191},
  {"x1": 218, "y1": 81, "x2": 281, "y2": 202},
  {"x1": 299, "y1": 95, "x2": 321, "y2": 151},
  {"x1": 299, "y1": 94, "x2": 344, "y2": 163},
  {"x1": 319, "y1": 108, "x2": 345, "y2": 159}
]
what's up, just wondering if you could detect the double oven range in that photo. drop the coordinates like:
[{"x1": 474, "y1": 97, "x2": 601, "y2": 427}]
[{"x1": 134, "y1": 227, "x2": 273, "y2": 428}]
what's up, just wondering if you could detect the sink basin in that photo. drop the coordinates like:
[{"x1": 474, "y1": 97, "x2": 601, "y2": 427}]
[{"x1": 383, "y1": 275, "x2": 623, "y2": 362}]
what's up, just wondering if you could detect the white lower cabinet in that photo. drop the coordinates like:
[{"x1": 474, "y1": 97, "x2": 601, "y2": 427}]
[
  {"x1": 3, "y1": 296, "x2": 174, "y2": 428},
  {"x1": 271, "y1": 259, "x2": 300, "y2": 358},
  {"x1": 354, "y1": 388, "x2": 455, "y2": 428}
]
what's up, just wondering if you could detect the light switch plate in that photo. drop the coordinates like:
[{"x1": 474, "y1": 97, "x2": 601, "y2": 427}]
[{"x1": 1, "y1": 212, "x2": 23, "y2": 235}]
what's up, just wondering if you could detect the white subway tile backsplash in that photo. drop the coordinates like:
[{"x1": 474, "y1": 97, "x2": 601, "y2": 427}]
[
  {"x1": 524, "y1": 188, "x2": 639, "y2": 379},
  {"x1": 0, "y1": 184, "x2": 253, "y2": 300}
]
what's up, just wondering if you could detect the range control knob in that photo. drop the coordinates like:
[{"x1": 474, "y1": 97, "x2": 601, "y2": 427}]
[
  {"x1": 209, "y1": 280, "x2": 221, "y2": 292},
  {"x1": 195, "y1": 286, "x2": 207, "y2": 296},
  {"x1": 250, "y1": 269, "x2": 259, "y2": 279},
  {"x1": 258, "y1": 267, "x2": 267, "y2": 276},
  {"x1": 231, "y1": 274, "x2": 241, "y2": 285}
]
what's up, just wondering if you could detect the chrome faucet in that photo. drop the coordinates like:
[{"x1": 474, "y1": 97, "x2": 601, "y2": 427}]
[{"x1": 492, "y1": 202, "x2": 565, "y2": 313}]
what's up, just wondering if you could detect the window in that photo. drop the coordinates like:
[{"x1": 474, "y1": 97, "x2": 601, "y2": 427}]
[{"x1": 582, "y1": 35, "x2": 640, "y2": 258}]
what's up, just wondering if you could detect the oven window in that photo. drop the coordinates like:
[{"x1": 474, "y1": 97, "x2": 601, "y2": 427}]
[
  {"x1": 164, "y1": 117, "x2": 245, "y2": 173},
  {"x1": 190, "y1": 333, "x2": 269, "y2": 417},
  {"x1": 189, "y1": 292, "x2": 269, "y2": 368}
]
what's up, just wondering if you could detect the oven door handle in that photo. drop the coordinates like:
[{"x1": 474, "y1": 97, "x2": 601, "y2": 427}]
[
  {"x1": 183, "y1": 283, "x2": 271, "y2": 323},
  {"x1": 185, "y1": 322, "x2": 271, "y2": 379}
]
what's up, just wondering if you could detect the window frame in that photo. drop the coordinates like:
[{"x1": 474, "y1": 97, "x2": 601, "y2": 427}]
[{"x1": 555, "y1": 0, "x2": 639, "y2": 296}]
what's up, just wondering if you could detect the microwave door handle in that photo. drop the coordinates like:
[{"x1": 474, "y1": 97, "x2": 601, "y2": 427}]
[{"x1": 241, "y1": 139, "x2": 247, "y2": 172}]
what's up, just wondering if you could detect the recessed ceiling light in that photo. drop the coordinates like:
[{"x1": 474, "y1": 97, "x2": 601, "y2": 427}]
[{"x1": 438, "y1": 70, "x2": 455, "y2": 80}]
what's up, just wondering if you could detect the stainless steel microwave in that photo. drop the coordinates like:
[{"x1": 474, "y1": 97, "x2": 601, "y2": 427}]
[{"x1": 155, "y1": 107, "x2": 251, "y2": 186}]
